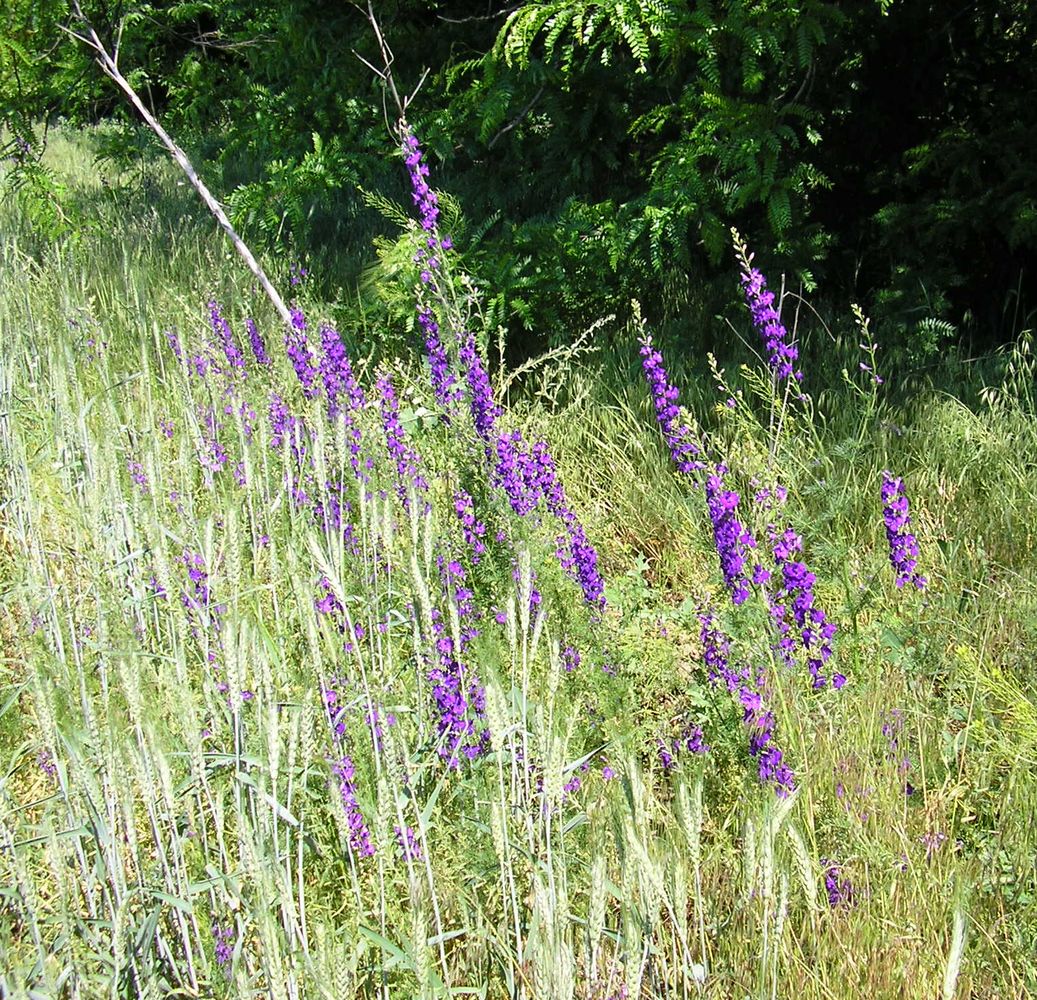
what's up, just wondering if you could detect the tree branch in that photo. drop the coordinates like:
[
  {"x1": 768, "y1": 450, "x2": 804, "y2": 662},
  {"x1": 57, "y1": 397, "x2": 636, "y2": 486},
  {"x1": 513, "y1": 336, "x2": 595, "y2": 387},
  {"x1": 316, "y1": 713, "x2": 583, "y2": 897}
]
[{"x1": 64, "y1": 2, "x2": 293, "y2": 327}]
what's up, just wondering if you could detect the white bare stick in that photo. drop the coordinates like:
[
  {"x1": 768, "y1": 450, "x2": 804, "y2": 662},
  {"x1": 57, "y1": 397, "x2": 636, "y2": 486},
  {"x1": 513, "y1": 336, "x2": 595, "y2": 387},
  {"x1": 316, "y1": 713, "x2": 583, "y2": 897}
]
[{"x1": 66, "y1": 4, "x2": 293, "y2": 327}]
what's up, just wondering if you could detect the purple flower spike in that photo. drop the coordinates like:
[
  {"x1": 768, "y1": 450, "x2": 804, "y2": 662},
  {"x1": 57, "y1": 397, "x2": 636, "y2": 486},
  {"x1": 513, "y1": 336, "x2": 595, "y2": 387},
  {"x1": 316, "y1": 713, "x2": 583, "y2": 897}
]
[
  {"x1": 285, "y1": 307, "x2": 320, "y2": 399},
  {"x1": 245, "y1": 317, "x2": 270, "y2": 366},
  {"x1": 706, "y1": 468, "x2": 765, "y2": 606},
  {"x1": 213, "y1": 924, "x2": 234, "y2": 971},
  {"x1": 699, "y1": 610, "x2": 795, "y2": 796},
  {"x1": 459, "y1": 331, "x2": 500, "y2": 441},
  {"x1": 377, "y1": 374, "x2": 428, "y2": 505},
  {"x1": 881, "y1": 472, "x2": 926, "y2": 589},
  {"x1": 208, "y1": 301, "x2": 246, "y2": 377},
  {"x1": 738, "y1": 265, "x2": 803, "y2": 383},
  {"x1": 821, "y1": 858, "x2": 854, "y2": 908},
  {"x1": 769, "y1": 525, "x2": 839, "y2": 688},
  {"x1": 638, "y1": 334, "x2": 705, "y2": 474},
  {"x1": 419, "y1": 308, "x2": 460, "y2": 412},
  {"x1": 402, "y1": 130, "x2": 441, "y2": 236},
  {"x1": 332, "y1": 754, "x2": 375, "y2": 858}
]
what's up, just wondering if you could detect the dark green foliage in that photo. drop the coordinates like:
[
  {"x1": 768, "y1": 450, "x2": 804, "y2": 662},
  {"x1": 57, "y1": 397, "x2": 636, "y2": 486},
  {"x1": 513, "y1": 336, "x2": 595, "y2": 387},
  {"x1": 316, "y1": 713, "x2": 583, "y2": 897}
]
[{"x1": 5, "y1": 0, "x2": 1037, "y2": 363}]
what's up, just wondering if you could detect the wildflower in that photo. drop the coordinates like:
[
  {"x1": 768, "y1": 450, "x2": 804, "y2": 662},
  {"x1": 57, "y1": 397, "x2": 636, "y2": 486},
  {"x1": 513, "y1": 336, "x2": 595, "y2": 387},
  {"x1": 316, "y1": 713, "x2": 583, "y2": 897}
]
[
  {"x1": 394, "y1": 824, "x2": 423, "y2": 861},
  {"x1": 377, "y1": 374, "x2": 428, "y2": 505},
  {"x1": 733, "y1": 232, "x2": 803, "y2": 382},
  {"x1": 419, "y1": 307, "x2": 460, "y2": 412},
  {"x1": 126, "y1": 459, "x2": 148, "y2": 494},
  {"x1": 244, "y1": 317, "x2": 270, "y2": 366},
  {"x1": 769, "y1": 525, "x2": 840, "y2": 688},
  {"x1": 699, "y1": 610, "x2": 794, "y2": 795},
  {"x1": 332, "y1": 754, "x2": 375, "y2": 857},
  {"x1": 453, "y1": 490, "x2": 486, "y2": 561},
  {"x1": 821, "y1": 858, "x2": 853, "y2": 907},
  {"x1": 37, "y1": 748, "x2": 57, "y2": 780},
  {"x1": 208, "y1": 301, "x2": 246, "y2": 377},
  {"x1": 213, "y1": 924, "x2": 234, "y2": 971},
  {"x1": 427, "y1": 592, "x2": 489, "y2": 769},
  {"x1": 319, "y1": 324, "x2": 355, "y2": 419},
  {"x1": 459, "y1": 331, "x2": 499, "y2": 441},
  {"x1": 285, "y1": 307, "x2": 320, "y2": 399},
  {"x1": 658, "y1": 726, "x2": 709, "y2": 771},
  {"x1": 638, "y1": 334, "x2": 705, "y2": 474},
  {"x1": 706, "y1": 467, "x2": 765, "y2": 605},
  {"x1": 881, "y1": 472, "x2": 926, "y2": 588},
  {"x1": 402, "y1": 130, "x2": 441, "y2": 235},
  {"x1": 165, "y1": 329, "x2": 183, "y2": 361}
]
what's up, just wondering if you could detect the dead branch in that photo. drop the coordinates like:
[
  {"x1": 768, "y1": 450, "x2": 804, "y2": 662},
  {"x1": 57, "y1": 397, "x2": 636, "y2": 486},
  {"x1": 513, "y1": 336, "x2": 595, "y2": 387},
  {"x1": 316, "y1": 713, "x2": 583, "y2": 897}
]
[{"x1": 65, "y1": 2, "x2": 293, "y2": 328}]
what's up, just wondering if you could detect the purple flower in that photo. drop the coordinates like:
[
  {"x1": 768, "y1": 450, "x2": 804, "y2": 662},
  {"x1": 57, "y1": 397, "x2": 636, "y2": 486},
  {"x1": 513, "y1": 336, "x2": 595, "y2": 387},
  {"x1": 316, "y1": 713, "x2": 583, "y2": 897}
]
[
  {"x1": 706, "y1": 467, "x2": 765, "y2": 605},
  {"x1": 881, "y1": 472, "x2": 926, "y2": 589},
  {"x1": 427, "y1": 629, "x2": 490, "y2": 768},
  {"x1": 213, "y1": 924, "x2": 234, "y2": 970},
  {"x1": 453, "y1": 490, "x2": 487, "y2": 561},
  {"x1": 165, "y1": 329, "x2": 183, "y2": 361},
  {"x1": 395, "y1": 825, "x2": 423, "y2": 862},
  {"x1": 638, "y1": 334, "x2": 705, "y2": 474},
  {"x1": 377, "y1": 374, "x2": 428, "y2": 505},
  {"x1": 821, "y1": 858, "x2": 853, "y2": 907},
  {"x1": 332, "y1": 754, "x2": 374, "y2": 857},
  {"x1": 208, "y1": 301, "x2": 246, "y2": 377},
  {"x1": 658, "y1": 726, "x2": 709, "y2": 771},
  {"x1": 127, "y1": 458, "x2": 148, "y2": 494},
  {"x1": 419, "y1": 308, "x2": 460, "y2": 412},
  {"x1": 459, "y1": 331, "x2": 500, "y2": 441},
  {"x1": 768, "y1": 525, "x2": 840, "y2": 688},
  {"x1": 319, "y1": 324, "x2": 355, "y2": 419},
  {"x1": 37, "y1": 748, "x2": 57, "y2": 780},
  {"x1": 734, "y1": 237, "x2": 803, "y2": 382},
  {"x1": 402, "y1": 131, "x2": 441, "y2": 235},
  {"x1": 244, "y1": 317, "x2": 270, "y2": 366},
  {"x1": 285, "y1": 307, "x2": 320, "y2": 399},
  {"x1": 699, "y1": 610, "x2": 794, "y2": 795}
]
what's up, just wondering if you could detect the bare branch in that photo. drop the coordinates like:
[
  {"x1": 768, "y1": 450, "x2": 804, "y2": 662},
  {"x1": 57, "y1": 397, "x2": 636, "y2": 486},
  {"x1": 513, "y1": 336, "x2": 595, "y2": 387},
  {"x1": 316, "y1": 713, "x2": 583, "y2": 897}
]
[
  {"x1": 487, "y1": 85, "x2": 545, "y2": 149},
  {"x1": 66, "y1": 2, "x2": 293, "y2": 328},
  {"x1": 437, "y1": 4, "x2": 522, "y2": 23}
]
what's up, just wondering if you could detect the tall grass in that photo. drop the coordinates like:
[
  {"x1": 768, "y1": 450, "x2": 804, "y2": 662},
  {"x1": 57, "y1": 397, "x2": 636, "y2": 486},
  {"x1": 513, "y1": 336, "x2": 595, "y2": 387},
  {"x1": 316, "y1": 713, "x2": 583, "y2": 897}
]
[{"x1": 1, "y1": 126, "x2": 1036, "y2": 1000}]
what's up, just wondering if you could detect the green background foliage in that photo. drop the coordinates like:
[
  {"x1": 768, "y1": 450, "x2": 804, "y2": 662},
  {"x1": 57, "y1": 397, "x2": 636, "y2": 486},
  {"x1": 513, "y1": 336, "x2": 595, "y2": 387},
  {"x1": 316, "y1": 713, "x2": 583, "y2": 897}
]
[{"x1": 4, "y1": 0, "x2": 1037, "y2": 360}]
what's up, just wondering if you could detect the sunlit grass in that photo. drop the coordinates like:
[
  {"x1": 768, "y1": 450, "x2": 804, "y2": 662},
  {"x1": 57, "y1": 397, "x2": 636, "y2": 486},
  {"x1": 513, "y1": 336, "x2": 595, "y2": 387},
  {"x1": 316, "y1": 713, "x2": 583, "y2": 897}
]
[{"x1": 1, "y1": 126, "x2": 1036, "y2": 999}]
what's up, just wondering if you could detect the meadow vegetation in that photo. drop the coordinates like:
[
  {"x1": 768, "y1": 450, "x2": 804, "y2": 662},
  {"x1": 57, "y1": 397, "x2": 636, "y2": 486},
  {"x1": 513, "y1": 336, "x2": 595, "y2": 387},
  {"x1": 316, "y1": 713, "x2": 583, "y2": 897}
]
[{"x1": 1, "y1": 125, "x2": 1037, "y2": 1000}]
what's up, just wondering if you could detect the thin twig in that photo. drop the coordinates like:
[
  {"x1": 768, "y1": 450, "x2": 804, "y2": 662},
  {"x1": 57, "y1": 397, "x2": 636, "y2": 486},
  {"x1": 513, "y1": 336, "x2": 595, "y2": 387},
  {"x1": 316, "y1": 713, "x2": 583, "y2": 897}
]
[{"x1": 487, "y1": 85, "x2": 545, "y2": 150}]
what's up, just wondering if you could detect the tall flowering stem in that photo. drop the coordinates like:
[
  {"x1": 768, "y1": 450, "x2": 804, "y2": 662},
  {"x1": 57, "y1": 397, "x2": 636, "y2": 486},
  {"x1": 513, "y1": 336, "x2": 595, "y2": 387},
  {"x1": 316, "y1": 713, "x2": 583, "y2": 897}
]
[
  {"x1": 377, "y1": 373, "x2": 428, "y2": 506},
  {"x1": 732, "y1": 229, "x2": 803, "y2": 384},
  {"x1": 493, "y1": 429, "x2": 605, "y2": 609},
  {"x1": 286, "y1": 306, "x2": 320, "y2": 399},
  {"x1": 769, "y1": 526, "x2": 842, "y2": 688},
  {"x1": 244, "y1": 317, "x2": 270, "y2": 366},
  {"x1": 418, "y1": 307, "x2": 460, "y2": 413},
  {"x1": 700, "y1": 611, "x2": 794, "y2": 795},
  {"x1": 881, "y1": 472, "x2": 926, "y2": 589},
  {"x1": 403, "y1": 129, "x2": 441, "y2": 236},
  {"x1": 705, "y1": 467, "x2": 768, "y2": 606},
  {"x1": 638, "y1": 333, "x2": 705, "y2": 474},
  {"x1": 208, "y1": 301, "x2": 246, "y2": 379},
  {"x1": 332, "y1": 754, "x2": 375, "y2": 858}
]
